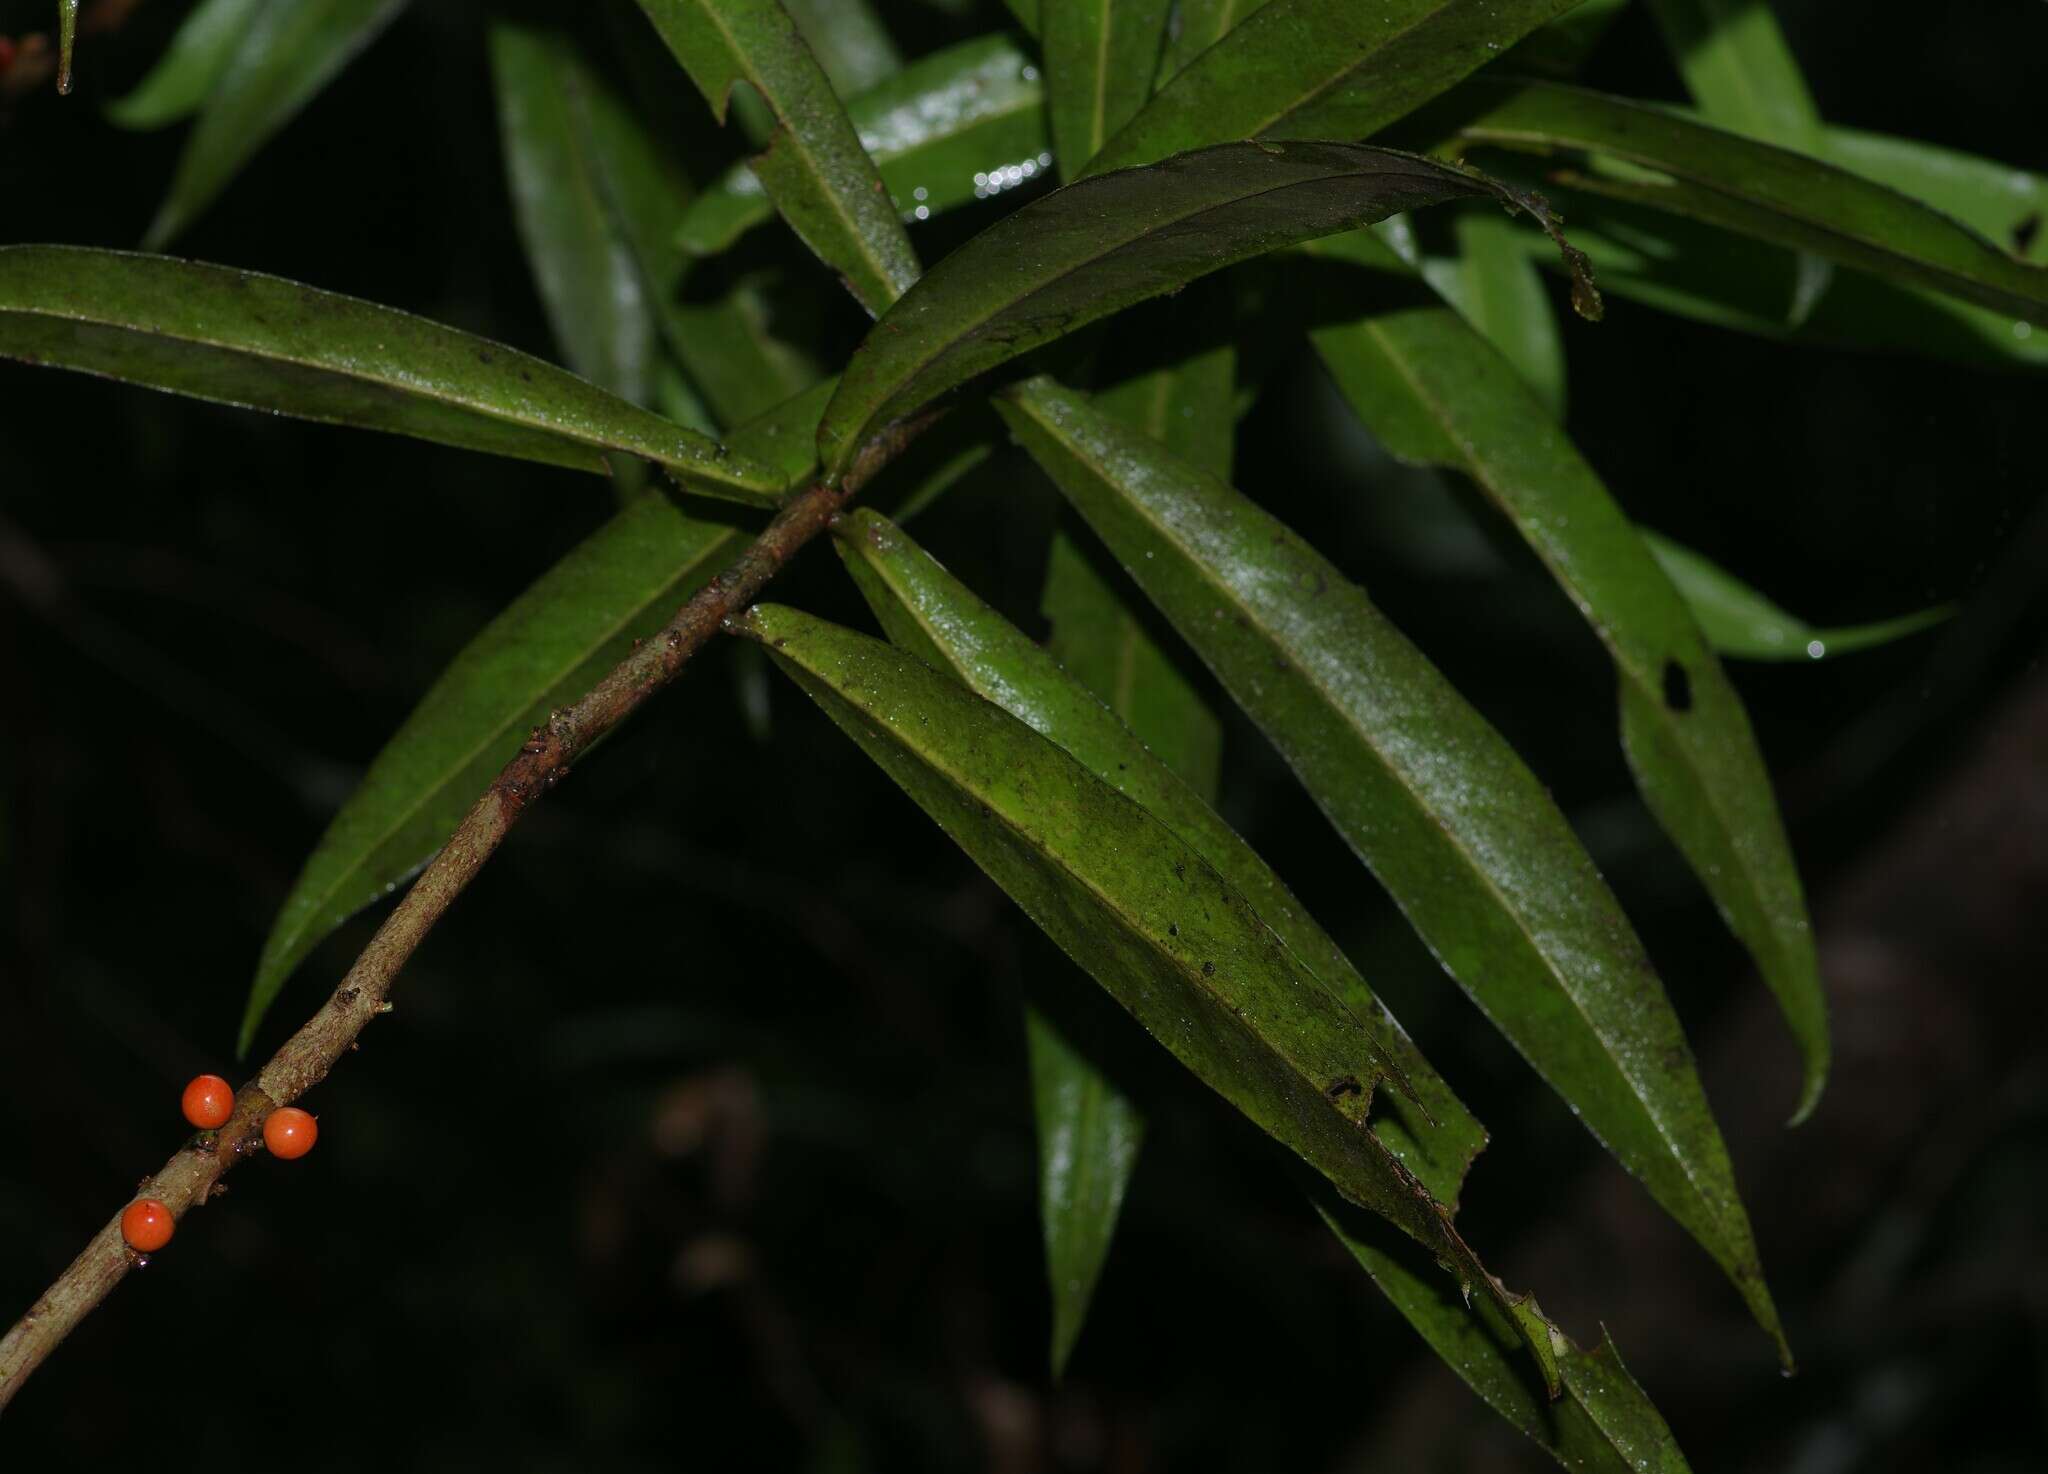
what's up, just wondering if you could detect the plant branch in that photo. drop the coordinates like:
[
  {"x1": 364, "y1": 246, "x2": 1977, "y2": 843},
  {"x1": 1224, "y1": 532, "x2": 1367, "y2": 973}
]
[{"x1": 0, "y1": 415, "x2": 932, "y2": 1411}]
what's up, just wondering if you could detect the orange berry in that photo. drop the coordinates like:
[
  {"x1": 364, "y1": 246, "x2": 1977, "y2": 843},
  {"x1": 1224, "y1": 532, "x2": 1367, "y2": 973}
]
[
  {"x1": 263, "y1": 1106, "x2": 318, "y2": 1160},
  {"x1": 121, "y1": 1198, "x2": 175, "y2": 1253},
  {"x1": 181, "y1": 1074, "x2": 234, "y2": 1130}
]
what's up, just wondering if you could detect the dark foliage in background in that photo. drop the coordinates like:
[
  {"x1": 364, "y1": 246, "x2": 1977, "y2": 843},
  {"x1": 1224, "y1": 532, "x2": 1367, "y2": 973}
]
[{"x1": 2, "y1": 1, "x2": 2045, "y2": 1468}]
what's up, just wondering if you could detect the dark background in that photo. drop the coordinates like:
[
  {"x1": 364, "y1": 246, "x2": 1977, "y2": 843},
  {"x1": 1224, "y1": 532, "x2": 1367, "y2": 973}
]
[{"x1": 3, "y1": 1, "x2": 2045, "y2": 1468}]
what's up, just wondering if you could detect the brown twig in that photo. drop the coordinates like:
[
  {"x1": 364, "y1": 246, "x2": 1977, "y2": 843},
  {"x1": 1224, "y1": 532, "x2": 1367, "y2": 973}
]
[{"x1": 0, "y1": 416, "x2": 932, "y2": 1411}]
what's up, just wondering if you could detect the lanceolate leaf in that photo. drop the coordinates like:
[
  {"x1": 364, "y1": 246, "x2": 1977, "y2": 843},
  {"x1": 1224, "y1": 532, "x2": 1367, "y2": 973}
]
[
  {"x1": 0, "y1": 246, "x2": 782, "y2": 501},
  {"x1": 1301, "y1": 245, "x2": 1829, "y2": 1124},
  {"x1": 1822, "y1": 127, "x2": 2048, "y2": 266},
  {"x1": 783, "y1": 0, "x2": 902, "y2": 95},
  {"x1": 738, "y1": 603, "x2": 1558, "y2": 1385},
  {"x1": 998, "y1": 378, "x2": 1788, "y2": 1360},
  {"x1": 143, "y1": 0, "x2": 409, "y2": 250},
  {"x1": 832, "y1": 508, "x2": 1483, "y2": 1206},
  {"x1": 1082, "y1": 0, "x2": 1586, "y2": 177},
  {"x1": 816, "y1": 141, "x2": 1555, "y2": 480},
  {"x1": 492, "y1": 22, "x2": 660, "y2": 407},
  {"x1": 239, "y1": 493, "x2": 748, "y2": 1050},
  {"x1": 1645, "y1": 533, "x2": 1954, "y2": 662},
  {"x1": 678, "y1": 36, "x2": 1051, "y2": 256},
  {"x1": 1421, "y1": 208, "x2": 1568, "y2": 419},
  {"x1": 632, "y1": 0, "x2": 920, "y2": 316},
  {"x1": 1443, "y1": 80, "x2": 2048, "y2": 323},
  {"x1": 1318, "y1": 1194, "x2": 1694, "y2": 1474},
  {"x1": 105, "y1": 0, "x2": 265, "y2": 130},
  {"x1": 1641, "y1": 0, "x2": 1832, "y2": 323},
  {"x1": 234, "y1": 379, "x2": 819, "y2": 1050},
  {"x1": 1044, "y1": 0, "x2": 1173, "y2": 181}
]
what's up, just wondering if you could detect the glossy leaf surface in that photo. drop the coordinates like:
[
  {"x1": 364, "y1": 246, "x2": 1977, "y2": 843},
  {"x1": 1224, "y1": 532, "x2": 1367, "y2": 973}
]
[
  {"x1": 1083, "y1": 0, "x2": 1585, "y2": 176},
  {"x1": 143, "y1": 0, "x2": 408, "y2": 249},
  {"x1": 999, "y1": 378, "x2": 1786, "y2": 1358},
  {"x1": 740, "y1": 602, "x2": 1557, "y2": 1382},
  {"x1": 1302, "y1": 246, "x2": 1829, "y2": 1124},
  {"x1": 679, "y1": 36, "x2": 1050, "y2": 255},
  {"x1": 817, "y1": 140, "x2": 1515, "y2": 478},
  {"x1": 1445, "y1": 80, "x2": 2048, "y2": 322},
  {"x1": 633, "y1": 0, "x2": 920, "y2": 315},
  {"x1": 0, "y1": 246, "x2": 782, "y2": 500}
]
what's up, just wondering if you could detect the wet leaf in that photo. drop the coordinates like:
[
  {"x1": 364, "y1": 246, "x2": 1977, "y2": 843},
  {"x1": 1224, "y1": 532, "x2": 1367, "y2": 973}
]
[
  {"x1": 1083, "y1": 0, "x2": 1585, "y2": 177},
  {"x1": 0, "y1": 245, "x2": 783, "y2": 502},
  {"x1": 143, "y1": 0, "x2": 409, "y2": 249},
  {"x1": 1644, "y1": 533, "x2": 1955, "y2": 662},
  {"x1": 1158, "y1": 0, "x2": 1275, "y2": 87},
  {"x1": 738, "y1": 601, "x2": 1558, "y2": 1386},
  {"x1": 105, "y1": 0, "x2": 265, "y2": 130},
  {"x1": 1303, "y1": 236, "x2": 1829, "y2": 1131},
  {"x1": 632, "y1": 0, "x2": 921, "y2": 316},
  {"x1": 817, "y1": 140, "x2": 1539, "y2": 479},
  {"x1": 678, "y1": 36, "x2": 1050, "y2": 256},
  {"x1": 783, "y1": 0, "x2": 901, "y2": 94},
  {"x1": 998, "y1": 377, "x2": 1787, "y2": 1362},
  {"x1": 1442, "y1": 79, "x2": 2048, "y2": 323}
]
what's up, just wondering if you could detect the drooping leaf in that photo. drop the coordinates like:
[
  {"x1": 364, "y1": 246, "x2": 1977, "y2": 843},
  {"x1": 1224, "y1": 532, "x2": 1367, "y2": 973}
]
[
  {"x1": 1441, "y1": 79, "x2": 2048, "y2": 323},
  {"x1": 1490, "y1": 185, "x2": 2048, "y2": 370},
  {"x1": 0, "y1": 246, "x2": 783, "y2": 502},
  {"x1": 1420, "y1": 207, "x2": 1568, "y2": 419},
  {"x1": 491, "y1": 21, "x2": 660, "y2": 407},
  {"x1": 1644, "y1": 533, "x2": 1955, "y2": 662},
  {"x1": 105, "y1": 0, "x2": 266, "y2": 129},
  {"x1": 1642, "y1": 0, "x2": 1833, "y2": 323},
  {"x1": 1082, "y1": 0, "x2": 1586, "y2": 177},
  {"x1": 1317, "y1": 1193, "x2": 1694, "y2": 1474},
  {"x1": 1300, "y1": 239, "x2": 1829, "y2": 1124},
  {"x1": 678, "y1": 35, "x2": 1051, "y2": 256},
  {"x1": 143, "y1": 0, "x2": 410, "y2": 249},
  {"x1": 737, "y1": 601, "x2": 1559, "y2": 1386},
  {"x1": 1044, "y1": 0, "x2": 1173, "y2": 181},
  {"x1": 816, "y1": 140, "x2": 1571, "y2": 480},
  {"x1": 833, "y1": 508, "x2": 1483, "y2": 1207},
  {"x1": 632, "y1": 0, "x2": 920, "y2": 316},
  {"x1": 239, "y1": 494, "x2": 748, "y2": 1051},
  {"x1": 998, "y1": 377, "x2": 1788, "y2": 1361},
  {"x1": 1023, "y1": 1001, "x2": 1146, "y2": 1379}
]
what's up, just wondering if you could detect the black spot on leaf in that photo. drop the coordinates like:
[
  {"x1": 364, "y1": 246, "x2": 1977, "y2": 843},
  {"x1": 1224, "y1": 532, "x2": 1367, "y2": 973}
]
[{"x1": 1662, "y1": 660, "x2": 1693, "y2": 713}]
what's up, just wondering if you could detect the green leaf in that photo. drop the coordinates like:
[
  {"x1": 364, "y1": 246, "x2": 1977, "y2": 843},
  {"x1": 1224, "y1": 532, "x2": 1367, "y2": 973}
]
[
  {"x1": 1083, "y1": 0, "x2": 1586, "y2": 177},
  {"x1": 1004, "y1": 0, "x2": 1042, "y2": 36},
  {"x1": 491, "y1": 22, "x2": 660, "y2": 407},
  {"x1": 678, "y1": 35, "x2": 1051, "y2": 256},
  {"x1": 1821, "y1": 127, "x2": 2048, "y2": 267},
  {"x1": 143, "y1": 0, "x2": 409, "y2": 249},
  {"x1": 833, "y1": 508, "x2": 1483, "y2": 1207},
  {"x1": 673, "y1": 279, "x2": 827, "y2": 430},
  {"x1": 105, "y1": 0, "x2": 266, "y2": 129},
  {"x1": 632, "y1": 0, "x2": 921, "y2": 316},
  {"x1": 816, "y1": 140, "x2": 1551, "y2": 480},
  {"x1": 783, "y1": 0, "x2": 902, "y2": 94},
  {"x1": 57, "y1": 0, "x2": 78, "y2": 94},
  {"x1": 1442, "y1": 79, "x2": 2048, "y2": 323},
  {"x1": 1301, "y1": 259, "x2": 1829, "y2": 1129},
  {"x1": 239, "y1": 492, "x2": 749, "y2": 1051},
  {"x1": 1023, "y1": 1002, "x2": 1145, "y2": 1378},
  {"x1": 1045, "y1": 0, "x2": 1173, "y2": 181},
  {"x1": 738, "y1": 601, "x2": 1558, "y2": 1387},
  {"x1": 1158, "y1": 0, "x2": 1274, "y2": 87},
  {"x1": 1420, "y1": 208, "x2": 1568, "y2": 420},
  {"x1": 1642, "y1": 0, "x2": 1832, "y2": 323},
  {"x1": 1318, "y1": 1194, "x2": 1695, "y2": 1474},
  {"x1": 997, "y1": 377, "x2": 1788, "y2": 1362},
  {"x1": 1644, "y1": 533, "x2": 1955, "y2": 662},
  {"x1": 1497, "y1": 0, "x2": 1629, "y2": 79},
  {"x1": 1491, "y1": 186, "x2": 2048, "y2": 370},
  {"x1": 0, "y1": 245, "x2": 782, "y2": 502}
]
